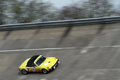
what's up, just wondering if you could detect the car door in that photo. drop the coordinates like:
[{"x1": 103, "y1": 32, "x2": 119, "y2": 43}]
[
  {"x1": 26, "y1": 67, "x2": 37, "y2": 72},
  {"x1": 26, "y1": 67, "x2": 33, "y2": 72},
  {"x1": 26, "y1": 63, "x2": 36, "y2": 72},
  {"x1": 34, "y1": 66, "x2": 41, "y2": 72},
  {"x1": 32, "y1": 63, "x2": 41, "y2": 72}
]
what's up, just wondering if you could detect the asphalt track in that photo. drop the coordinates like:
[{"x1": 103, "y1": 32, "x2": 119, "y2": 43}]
[{"x1": 0, "y1": 23, "x2": 120, "y2": 80}]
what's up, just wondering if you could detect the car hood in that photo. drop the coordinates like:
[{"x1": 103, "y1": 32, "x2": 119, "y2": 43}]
[{"x1": 40, "y1": 57, "x2": 58, "y2": 68}]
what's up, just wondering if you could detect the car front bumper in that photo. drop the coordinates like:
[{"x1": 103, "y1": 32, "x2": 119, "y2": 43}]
[{"x1": 49, "y1": 60, "x2": 60, "y2": 70}]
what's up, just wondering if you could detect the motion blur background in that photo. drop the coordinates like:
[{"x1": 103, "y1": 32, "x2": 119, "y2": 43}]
[{"x1": 0, "y1": 0, "x2": 120, "y2": 25}]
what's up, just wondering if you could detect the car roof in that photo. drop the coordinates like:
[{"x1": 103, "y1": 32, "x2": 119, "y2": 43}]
[{"x1": 27, "y1": 55, "x2": 39, "y2": 67}]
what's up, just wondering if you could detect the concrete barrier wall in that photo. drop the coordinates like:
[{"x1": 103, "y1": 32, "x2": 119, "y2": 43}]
[{"x1": 0, "y1": 23, "x2": 118, "y2": 40}]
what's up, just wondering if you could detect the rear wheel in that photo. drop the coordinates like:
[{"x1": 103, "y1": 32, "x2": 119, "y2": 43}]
[
  {"x1": 21, "y1": 69, "x2": 28, "y2": 75},
  {"x1": 42, "y1": 69, "x2": 48, "y2": 74}
]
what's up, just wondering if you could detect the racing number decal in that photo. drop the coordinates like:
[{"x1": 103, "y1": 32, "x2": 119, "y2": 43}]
[
  {"x1": 26, "y1": 68, "x2": 30, "y2": 71},
  {"x1": 26, "y1": 67, "x2": 35, "y2": 72},
  {"x1": 31, "y1": 67, "x2": 35, "y2": 72}
]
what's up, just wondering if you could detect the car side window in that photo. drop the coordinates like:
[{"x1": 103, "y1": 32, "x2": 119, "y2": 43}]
[
  {"x1": 31, "y1": 63, "x2": 37, "y2": 67},
  {"x1": 33, "y1": 64, "x2": 37, "y2": 67}
]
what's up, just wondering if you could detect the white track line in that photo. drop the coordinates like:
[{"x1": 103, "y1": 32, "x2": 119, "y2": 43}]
[
  {"x1": 0, "y1": 47, "x2": 75, "y2": 52},
  {"x1": 81, "y1": 45, "x2": 120, "y2": 53},
  {"x1": 40, "y1": 79, "x2": 46, "y2": 80},
  {"x1": 0, "y1": 45, "x2": 120, "y2": 53},
  {"x1": 86, "y1": 45, "x2": 120, "y2": 48}
]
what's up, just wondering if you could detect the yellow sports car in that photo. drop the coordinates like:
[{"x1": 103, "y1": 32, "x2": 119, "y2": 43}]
[{"x1": 19, "y1": 55, "x2": 60, "y2": 75}]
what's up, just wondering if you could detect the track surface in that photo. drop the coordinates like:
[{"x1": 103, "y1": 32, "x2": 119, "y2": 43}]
[{"x1": 0, "y1": 23, "x2": 120, "y2": 80}]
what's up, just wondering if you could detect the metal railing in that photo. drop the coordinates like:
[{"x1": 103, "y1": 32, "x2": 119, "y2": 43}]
[{"x1": 0, "y1": 16, "x2": 120, "y2": 31}]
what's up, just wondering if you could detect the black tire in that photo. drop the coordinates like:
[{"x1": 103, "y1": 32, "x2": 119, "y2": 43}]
[
  {"x1": 21, "y1": 69, "x2": 28, "y2": 75},
  {"x1": 42, "y1": 69, "x2": 48, "y2": 74}
]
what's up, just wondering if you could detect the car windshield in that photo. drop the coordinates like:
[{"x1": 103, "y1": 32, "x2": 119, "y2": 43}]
[{"x1": 36, "y1": 56, "x2": 46, "y2": 66}]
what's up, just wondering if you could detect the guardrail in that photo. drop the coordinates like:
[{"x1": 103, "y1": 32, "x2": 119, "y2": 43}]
[{"x1": 0, "y1": 16, "x2": 120, "y2": 31}]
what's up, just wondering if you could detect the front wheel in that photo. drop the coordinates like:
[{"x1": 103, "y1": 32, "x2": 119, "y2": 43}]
[
  {"x1": 21, "y1": 69, "x2": 28, "y2": 75},
  {"x1": 42, "y1": 69, "x2": 48, "y2": 74}
]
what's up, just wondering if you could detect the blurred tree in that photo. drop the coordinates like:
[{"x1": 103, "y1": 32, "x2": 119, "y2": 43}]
[
  {"x1": 0, "y1": 0, "x2": 8, "y2": 25},
  {"x1": 1, "y1": 0, "x2": 116, "y2": 24},
  {"x1": 58, "y1": 5, "x2": 85, "y2": 20},
  {"x1": 83, "y1": 0, "x2": 114, "y2": 18},
  {"x1": 10, "y1": 0, "x2": 54, "y2": 23},
  {"x1": 10, "y1": 0, "x2": 26, "y2": 23}
]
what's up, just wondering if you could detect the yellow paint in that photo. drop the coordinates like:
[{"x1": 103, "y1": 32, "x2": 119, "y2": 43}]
[{"x1": 19, "y1": 55, "x2": 58, "y2": 72}]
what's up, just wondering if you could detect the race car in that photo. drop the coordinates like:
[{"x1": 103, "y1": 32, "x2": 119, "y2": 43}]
[{"x1": 19, "y1": 55, "x2": 60, "y2": 75}]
